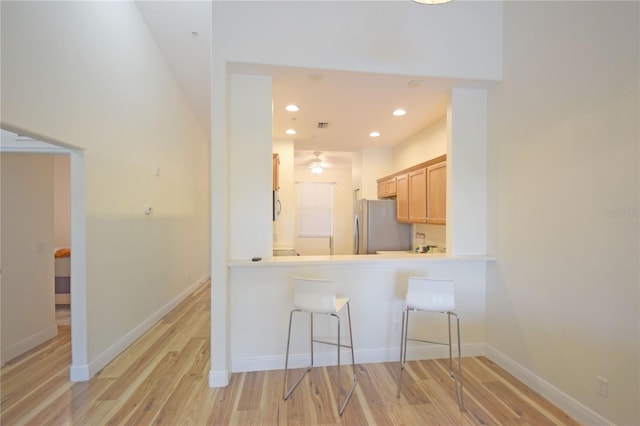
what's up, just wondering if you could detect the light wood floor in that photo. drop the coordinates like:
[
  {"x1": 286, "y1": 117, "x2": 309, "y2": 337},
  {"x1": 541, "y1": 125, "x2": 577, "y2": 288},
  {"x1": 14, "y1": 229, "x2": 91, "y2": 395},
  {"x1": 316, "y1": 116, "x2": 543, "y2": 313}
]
[{"x1": 1, "y1": 280, "x2": 578, "y2": 425}]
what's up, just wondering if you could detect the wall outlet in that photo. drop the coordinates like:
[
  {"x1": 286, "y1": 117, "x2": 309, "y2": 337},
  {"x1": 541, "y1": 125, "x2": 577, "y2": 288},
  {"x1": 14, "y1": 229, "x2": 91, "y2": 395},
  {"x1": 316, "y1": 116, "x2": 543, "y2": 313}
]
[{"x1": 596, "y1": 376, "x2": 609, "y2": 397}]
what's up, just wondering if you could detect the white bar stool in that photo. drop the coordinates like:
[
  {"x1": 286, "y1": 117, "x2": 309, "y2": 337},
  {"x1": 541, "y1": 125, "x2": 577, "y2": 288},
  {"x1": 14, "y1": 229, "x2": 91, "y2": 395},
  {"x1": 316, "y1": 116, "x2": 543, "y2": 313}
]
[
  {"x1": 397, "y1": 277, "x2": 464, "y2": 410},
  {"x1": 283, "y1": 277, "x2": 358, "y2": 416}
]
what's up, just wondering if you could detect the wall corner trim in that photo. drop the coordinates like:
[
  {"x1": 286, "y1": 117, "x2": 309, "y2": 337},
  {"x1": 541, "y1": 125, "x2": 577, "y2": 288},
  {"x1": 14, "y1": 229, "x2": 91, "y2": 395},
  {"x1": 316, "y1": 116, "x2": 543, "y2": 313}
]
[
  {"x1": 2, "y1": 324, "x2": 58, "y2": 364},
  {"x1": 69, "y1": 364, "x2": 90, "y2": 382},
  {"x1": 485, "y1": 345, "x2": 613, "y2": 425}
]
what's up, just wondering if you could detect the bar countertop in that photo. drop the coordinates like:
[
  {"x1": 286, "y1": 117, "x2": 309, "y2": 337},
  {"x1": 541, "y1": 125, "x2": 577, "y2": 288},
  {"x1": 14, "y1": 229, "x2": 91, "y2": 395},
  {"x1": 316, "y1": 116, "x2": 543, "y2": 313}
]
[{"x1": 228, "y1": 252, "x2": 495, "y2": 267}]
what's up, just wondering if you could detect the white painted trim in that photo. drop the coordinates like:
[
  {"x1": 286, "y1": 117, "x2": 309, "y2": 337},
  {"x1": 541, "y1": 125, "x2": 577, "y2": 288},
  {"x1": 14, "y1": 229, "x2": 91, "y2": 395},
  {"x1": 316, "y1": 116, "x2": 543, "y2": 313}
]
[
  {"x1": 69, "y1": 149, "x2": 88, "y2": 382},
  {"x1": 3, "y1": 324, "x2": 58, "y2": 363},
  {"x1": 85, "y1": 277, "x2": 209, "y2": 379},
  {"x1": 231, "y1": 342, "x2": 485, "y2": 373},
  {"x1": 209, "y1": 369, "x2": 231, "y2": 387},
  {"x1": 69, "y1": 364, "x2": 90, "y2": 382},
  {"x1": 485, "y1": 345, "x2": 613, "y2": 426},
  {"x1": 0, "y1": 146, "x2": 68, "y2": 154}
]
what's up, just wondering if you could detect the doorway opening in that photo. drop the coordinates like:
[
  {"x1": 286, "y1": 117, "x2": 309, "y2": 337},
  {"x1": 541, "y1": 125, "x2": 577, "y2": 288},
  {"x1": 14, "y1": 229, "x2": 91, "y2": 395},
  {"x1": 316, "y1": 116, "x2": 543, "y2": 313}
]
[{"x1": 0, "y1": 128, "x2": 88, "y2": 380}]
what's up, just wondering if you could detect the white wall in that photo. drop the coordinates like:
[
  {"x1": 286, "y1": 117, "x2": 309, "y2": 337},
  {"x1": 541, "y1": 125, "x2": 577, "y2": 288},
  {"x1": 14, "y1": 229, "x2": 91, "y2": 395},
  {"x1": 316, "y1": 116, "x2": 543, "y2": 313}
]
[
  {"x1": 1, "y1": 1, "x2": 210, "y2": 378},
  {"x1": 229, "y1": 74, "x2": 272, "y2": 260},
  {"x1": 487, "y1": 2, "x2": 639, "y2": 425},
  {"x1": 359, "y1": 147, "x2": 395, "y2": 200},
  {"x1": 448, "y1": 89, "x2": 487, "y2": 255},
  {"x1": 1, "y1": 154, "x2": 57, "y2": 364},
  {"x1": 393, "y1": 116, "x2": 447, "y2": 171}
]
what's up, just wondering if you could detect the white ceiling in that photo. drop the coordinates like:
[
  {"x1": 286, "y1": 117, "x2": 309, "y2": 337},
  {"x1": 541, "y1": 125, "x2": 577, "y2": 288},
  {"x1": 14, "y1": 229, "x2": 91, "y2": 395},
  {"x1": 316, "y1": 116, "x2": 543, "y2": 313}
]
[{"x1": 135, "y1": 1, "x2": 450, "y2": 167}]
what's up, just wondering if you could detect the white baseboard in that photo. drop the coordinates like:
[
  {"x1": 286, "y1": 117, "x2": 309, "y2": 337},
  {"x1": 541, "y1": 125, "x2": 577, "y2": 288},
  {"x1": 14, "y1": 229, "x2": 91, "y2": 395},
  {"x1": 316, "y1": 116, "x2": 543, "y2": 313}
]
[
  {"x1": 209, "y1": 368, "x2": 231, "y2": 387},
  {"x1": 230, "y1": 342, "x2": 485, "y2": 373},
  {"x1": 69, "y1": 364, "x2": 90, "y2": 382},
  {"x1": 84, "y1": 277, "x2": 209, "y2": 379},
  {"x1": 485, "y1": 345, "x2": 613, "y2": 426},
  {"x1": 2, "y1": 324, "x2": 58, "y2": 364}
]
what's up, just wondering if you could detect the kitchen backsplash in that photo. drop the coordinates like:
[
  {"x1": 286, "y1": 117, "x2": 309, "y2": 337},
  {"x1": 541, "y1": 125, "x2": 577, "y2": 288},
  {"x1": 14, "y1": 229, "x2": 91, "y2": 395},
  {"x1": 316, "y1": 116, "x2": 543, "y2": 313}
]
[{"x1": 414, "y1": 223, "x2": 446, "y2": 250}]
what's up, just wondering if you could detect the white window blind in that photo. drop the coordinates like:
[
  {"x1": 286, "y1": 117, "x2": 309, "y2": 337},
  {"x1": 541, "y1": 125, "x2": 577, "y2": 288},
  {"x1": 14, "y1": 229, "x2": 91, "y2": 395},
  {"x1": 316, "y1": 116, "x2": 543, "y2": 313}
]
[{"x1": 297, "y1": 182, "x2": 333, "y2": 237}]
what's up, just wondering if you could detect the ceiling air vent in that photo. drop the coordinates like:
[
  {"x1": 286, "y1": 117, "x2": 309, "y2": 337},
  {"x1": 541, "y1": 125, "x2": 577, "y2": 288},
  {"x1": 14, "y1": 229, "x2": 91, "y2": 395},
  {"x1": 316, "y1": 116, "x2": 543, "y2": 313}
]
[{"x1": 316, "y1": 122, "x2": 329, "y2": 129}]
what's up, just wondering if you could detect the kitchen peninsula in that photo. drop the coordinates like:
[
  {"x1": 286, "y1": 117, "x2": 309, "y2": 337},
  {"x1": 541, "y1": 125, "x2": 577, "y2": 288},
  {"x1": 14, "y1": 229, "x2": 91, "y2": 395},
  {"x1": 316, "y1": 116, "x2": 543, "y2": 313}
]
[
  {"x1": 221, "y1": 80, "x2": 490, "y2": 384},
  {"x1": 227, "y1": 252, "x2": 494, "y2": 373}
]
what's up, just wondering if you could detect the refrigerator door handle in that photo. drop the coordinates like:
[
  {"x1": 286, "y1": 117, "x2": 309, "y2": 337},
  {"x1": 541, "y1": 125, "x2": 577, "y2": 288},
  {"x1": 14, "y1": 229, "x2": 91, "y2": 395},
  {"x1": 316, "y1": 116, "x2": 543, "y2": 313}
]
[{"x1": 354, "y1": 215, "x2": 360, "y2": 254}]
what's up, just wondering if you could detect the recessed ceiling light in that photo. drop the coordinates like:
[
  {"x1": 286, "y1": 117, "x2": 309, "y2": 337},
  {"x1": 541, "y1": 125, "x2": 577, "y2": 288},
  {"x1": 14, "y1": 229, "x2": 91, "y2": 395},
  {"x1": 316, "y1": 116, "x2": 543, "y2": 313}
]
[
  {"x1": 393, "y1": 109, "x2": 407, "y2": 116},
  {"x1": 285, "y1": 104, "x2": 300, "y2": 112},
  {"x1": 285, "y1": 129, "x2": 296, "y2": 135},
  {"x1": 369, "y1": 131, "x2": 381, "y2": 138}
]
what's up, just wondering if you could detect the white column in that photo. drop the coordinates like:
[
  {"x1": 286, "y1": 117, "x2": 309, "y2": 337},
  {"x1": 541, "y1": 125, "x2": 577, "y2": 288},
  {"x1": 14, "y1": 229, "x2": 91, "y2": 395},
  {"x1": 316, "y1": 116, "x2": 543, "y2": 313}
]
[{"x1": 447, "y1": 88, "x2": 488, "y2": 255}]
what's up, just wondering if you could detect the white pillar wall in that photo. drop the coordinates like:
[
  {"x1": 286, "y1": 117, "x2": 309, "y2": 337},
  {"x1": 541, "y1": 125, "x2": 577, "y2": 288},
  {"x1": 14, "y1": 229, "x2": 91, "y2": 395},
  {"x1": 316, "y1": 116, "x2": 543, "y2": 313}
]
[
  {"x1": 447, "y1": 89, "x2": 488, "y2": 255},
  {"x1": 209, "y1": 55, "x2": 230, "y2": 387},
  {"x1": 228, "y1": 74, "x2": 273, "y2": 260},
  {"x1": 210, "y1": 73, "x2": 272, "y2": 387}
]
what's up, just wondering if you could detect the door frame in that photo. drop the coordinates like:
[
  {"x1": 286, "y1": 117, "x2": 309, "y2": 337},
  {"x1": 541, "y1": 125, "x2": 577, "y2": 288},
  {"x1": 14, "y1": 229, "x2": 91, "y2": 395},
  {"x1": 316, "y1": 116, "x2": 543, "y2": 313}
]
[{"x1": 0, "y1": 129, "x2": 89, "y2": 380}]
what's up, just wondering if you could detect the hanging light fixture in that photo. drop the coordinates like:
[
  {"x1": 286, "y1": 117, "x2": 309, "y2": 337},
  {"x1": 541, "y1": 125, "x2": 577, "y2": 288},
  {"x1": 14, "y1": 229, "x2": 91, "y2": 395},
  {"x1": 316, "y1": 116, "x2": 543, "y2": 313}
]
[
  {"x1": 309, "y1": 151, "x2": 324, "y2": 174},
  {"x1": 310, "y1": 165, "x2": 324, "y2": 175}
]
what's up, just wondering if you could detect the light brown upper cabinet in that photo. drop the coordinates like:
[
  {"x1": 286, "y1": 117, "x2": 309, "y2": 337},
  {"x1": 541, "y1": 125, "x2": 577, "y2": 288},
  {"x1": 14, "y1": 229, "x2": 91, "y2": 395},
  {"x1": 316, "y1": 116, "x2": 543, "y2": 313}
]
[
  {"x1": 395, "y1": 174, "x2": 409, "y2": 222},
  {"x1": 378, "y1": 154, "x2": 446, "y2": 225},
  {"x1": 408, "y1": 168, "x2": 427, "y2": 223},
  {"x1": 426, "y1": 161, "x2": 446, "y2": 224},
  {"x1": 377, "y1": 176, "x2": 397, "y2": 198},
  {"x1": 272, "y1": 153, "x2": 280, "y2": 191}
]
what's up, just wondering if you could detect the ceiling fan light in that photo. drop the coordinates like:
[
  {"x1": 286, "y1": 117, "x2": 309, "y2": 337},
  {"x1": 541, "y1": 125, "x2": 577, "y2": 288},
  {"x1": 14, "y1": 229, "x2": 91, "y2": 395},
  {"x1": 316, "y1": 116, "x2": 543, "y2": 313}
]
[{"x1": 310, "y1": 165, "x2": 323, "y2": 174}]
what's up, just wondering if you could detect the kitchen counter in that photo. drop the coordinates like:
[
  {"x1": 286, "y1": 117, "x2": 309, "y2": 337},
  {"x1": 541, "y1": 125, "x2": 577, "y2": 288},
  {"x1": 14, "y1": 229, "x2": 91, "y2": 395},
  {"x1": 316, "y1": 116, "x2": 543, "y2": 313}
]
[
  {"x1": 228, "y1": 252, "x2": 494, "y2": 267},
  {"x1": 227, "y1": 251, "x2": 493, "y2": 374},
  {"x1": 376, "y1": 250, "x2": 444, "y2": 256}
]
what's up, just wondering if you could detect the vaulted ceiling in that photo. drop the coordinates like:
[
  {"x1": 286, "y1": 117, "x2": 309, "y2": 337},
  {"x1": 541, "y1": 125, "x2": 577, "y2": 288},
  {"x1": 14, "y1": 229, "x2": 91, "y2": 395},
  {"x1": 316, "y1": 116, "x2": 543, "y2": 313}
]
[{"x1": 136, "y1": 1, "x2": 450, "y2": 165}]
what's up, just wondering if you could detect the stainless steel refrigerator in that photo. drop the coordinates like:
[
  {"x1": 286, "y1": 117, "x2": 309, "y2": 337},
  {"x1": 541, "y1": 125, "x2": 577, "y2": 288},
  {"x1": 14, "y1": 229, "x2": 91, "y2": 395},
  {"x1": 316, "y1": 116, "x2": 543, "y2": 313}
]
[{"x1": 353, "y1": 199, "x2": 412, "y2": 254}]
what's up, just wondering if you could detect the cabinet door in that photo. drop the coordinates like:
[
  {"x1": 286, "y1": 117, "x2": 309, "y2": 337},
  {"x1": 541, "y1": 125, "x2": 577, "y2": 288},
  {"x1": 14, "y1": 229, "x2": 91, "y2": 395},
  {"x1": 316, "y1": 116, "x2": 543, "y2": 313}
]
[
  {"x1": 408, "y1": 168, "x2": 427, "y2": 223},
  {"x1": 426, "y1": 162, "x2": 446, "y2": 224},
  {"x1": 272, "y1": 154, "x2": 280, "y2": 191},
  {"x1": 377, "y1": 177, "x2": 397, "y2": 199},
  {"x1": 377, "y1": 180, "x2": 387, "y2": 198},
  {"x1": 385, "y1": 178, "x2": 397, "y2": 197},
  {"x1": 396, "y1": 174, "x2": 409, "y2": 222}
]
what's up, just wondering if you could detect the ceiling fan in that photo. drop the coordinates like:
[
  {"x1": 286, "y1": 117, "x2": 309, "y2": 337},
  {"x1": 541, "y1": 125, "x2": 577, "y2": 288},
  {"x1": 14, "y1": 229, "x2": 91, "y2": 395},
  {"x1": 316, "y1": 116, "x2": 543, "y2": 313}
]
[{"x1": 307, "y1": 151, "x2": 330, "y2": 174}]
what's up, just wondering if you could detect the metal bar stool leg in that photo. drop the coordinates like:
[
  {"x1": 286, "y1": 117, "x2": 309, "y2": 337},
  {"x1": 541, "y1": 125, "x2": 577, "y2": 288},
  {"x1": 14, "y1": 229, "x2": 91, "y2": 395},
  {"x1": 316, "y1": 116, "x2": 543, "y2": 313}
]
[
  {"x1": 338, "y1": 301, "x2": 357, "y2": 416},
  {"x1": 283, "y1": 310, "x2": 312, "y2": 400},
  {"x1": 448, "y1": 311, "x2": 464, "y2": 410},
  {"x1": 397, "y1": 308, "x2": 409, "y2": 399}
]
